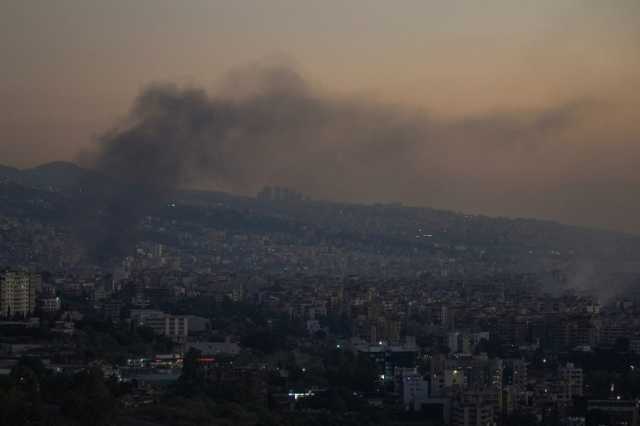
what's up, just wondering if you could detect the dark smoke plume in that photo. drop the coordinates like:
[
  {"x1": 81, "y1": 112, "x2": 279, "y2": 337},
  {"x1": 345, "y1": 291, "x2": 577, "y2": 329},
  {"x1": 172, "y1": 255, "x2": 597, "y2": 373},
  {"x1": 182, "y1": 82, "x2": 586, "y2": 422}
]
[
  {"x1": 95, "y1": 64, "x2": 584, "y2": 198},
  {"x1": 87, "y1": 64, "x2": 602, "y2": 261}
]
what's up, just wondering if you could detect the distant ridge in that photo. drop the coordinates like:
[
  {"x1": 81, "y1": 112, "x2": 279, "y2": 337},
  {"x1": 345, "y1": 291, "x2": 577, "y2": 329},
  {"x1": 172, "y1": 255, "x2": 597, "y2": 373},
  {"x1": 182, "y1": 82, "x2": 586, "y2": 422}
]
[
  {"x1": 0, "y1": 164, "x2": 21, "y2": 181},
  {"x1": 0, "y1": 162, "x2": 637, "y2": 242},
  {"x1": 0, "y1": 161, "x2": 109, "y2": 191},
  {"x1": 1, "y1": 161, "x2": 640, "y2": 278}
]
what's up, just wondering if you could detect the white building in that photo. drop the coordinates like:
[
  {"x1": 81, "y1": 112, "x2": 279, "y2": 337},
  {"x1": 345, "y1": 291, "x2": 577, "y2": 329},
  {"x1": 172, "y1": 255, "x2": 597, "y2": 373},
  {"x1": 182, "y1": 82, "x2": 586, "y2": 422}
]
[
  {"x1": 130, "y1": 309, "x2": 189, "y2": 342},
  {"x1": 401, "y1": 370, "x2": 430, "y2": 411},
  {"x1": 0, "y1": 272, "x2": 37, "y2": 318},
  {"x1": 39, "y1": 296, "x2": 61, "y2": 313}
]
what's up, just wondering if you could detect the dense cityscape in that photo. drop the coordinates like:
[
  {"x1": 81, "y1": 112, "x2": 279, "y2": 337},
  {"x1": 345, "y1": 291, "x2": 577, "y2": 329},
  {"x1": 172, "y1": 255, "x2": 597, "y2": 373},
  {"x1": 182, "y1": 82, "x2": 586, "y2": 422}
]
[
  {"x1": 3, "y1": 2, "x2": 640, "y2": 425},
  {"x1": 1, "y1": 163, "x2": 640, "y2": 426}
]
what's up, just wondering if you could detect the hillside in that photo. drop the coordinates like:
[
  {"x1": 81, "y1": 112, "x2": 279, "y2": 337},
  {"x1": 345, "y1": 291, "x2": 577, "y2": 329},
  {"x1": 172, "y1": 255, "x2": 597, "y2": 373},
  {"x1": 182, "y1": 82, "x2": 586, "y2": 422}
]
[
  {"x1": 1, "y1": 162, "x2": 640, "y2": 270},
  {"x1": 0, "y1": 161, "x2": 113, "y2": 191}
]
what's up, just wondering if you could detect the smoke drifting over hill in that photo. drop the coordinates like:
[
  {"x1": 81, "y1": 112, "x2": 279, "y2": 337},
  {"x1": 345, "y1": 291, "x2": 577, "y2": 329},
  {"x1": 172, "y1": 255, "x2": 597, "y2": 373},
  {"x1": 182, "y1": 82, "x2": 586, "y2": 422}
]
[
  {"x1": 93, "y1": 65, "x2": 587, "y2": 202},
  {"x1": 85, "y1": 64, "x2": 640, "y2": 258}
]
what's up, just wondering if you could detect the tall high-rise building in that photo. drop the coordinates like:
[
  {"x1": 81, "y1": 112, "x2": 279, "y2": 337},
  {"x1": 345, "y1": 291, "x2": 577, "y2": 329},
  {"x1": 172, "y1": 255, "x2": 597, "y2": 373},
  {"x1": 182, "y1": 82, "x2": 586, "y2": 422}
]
[
  {"x1": 0, "y1": 271, "x2": 38, "y2": 318},
  {"x1": 451, "y1": 397, "x2": 494, "y2": 426},
  {"x1": 151, "y1": 243, "x2": 164, "y2": 258},
  {"x1": 559, "y1": 362, "x2": 584, "y2": 400}
]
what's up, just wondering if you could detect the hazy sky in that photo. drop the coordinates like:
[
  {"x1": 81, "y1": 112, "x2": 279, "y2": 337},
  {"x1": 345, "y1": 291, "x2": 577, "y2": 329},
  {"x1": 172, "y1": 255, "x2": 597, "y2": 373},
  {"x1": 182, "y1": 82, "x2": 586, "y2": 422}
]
[{"x1": 1, "y1": 1, "x2": 639, "y2": 232}]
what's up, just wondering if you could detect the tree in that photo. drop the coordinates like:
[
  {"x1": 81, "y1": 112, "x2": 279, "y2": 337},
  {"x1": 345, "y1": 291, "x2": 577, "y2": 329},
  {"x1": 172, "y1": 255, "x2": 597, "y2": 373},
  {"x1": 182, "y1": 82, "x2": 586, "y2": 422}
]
[
  {"x1": 177, "y1": 348, "x2": 205, "y2": 397},
  {"x1": 614, "y1": 337, "x2": 630, "y2": 353},
  {"x1": 0, "y1": 387, "x2": 32, "y2": 426},
  {"x1": 62, "y1": 367, "x2": 116, "y2": 426},
  {"x1": 504, "y1": 410, "x2": 537, "y2": 426}
]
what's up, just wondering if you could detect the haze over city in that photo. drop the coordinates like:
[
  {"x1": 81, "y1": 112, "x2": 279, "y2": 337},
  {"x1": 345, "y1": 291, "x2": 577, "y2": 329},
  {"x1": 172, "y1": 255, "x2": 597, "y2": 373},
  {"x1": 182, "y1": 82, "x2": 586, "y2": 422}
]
[{"x1": 2, "y1": 1, "x2": 640, "y2": 233}]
